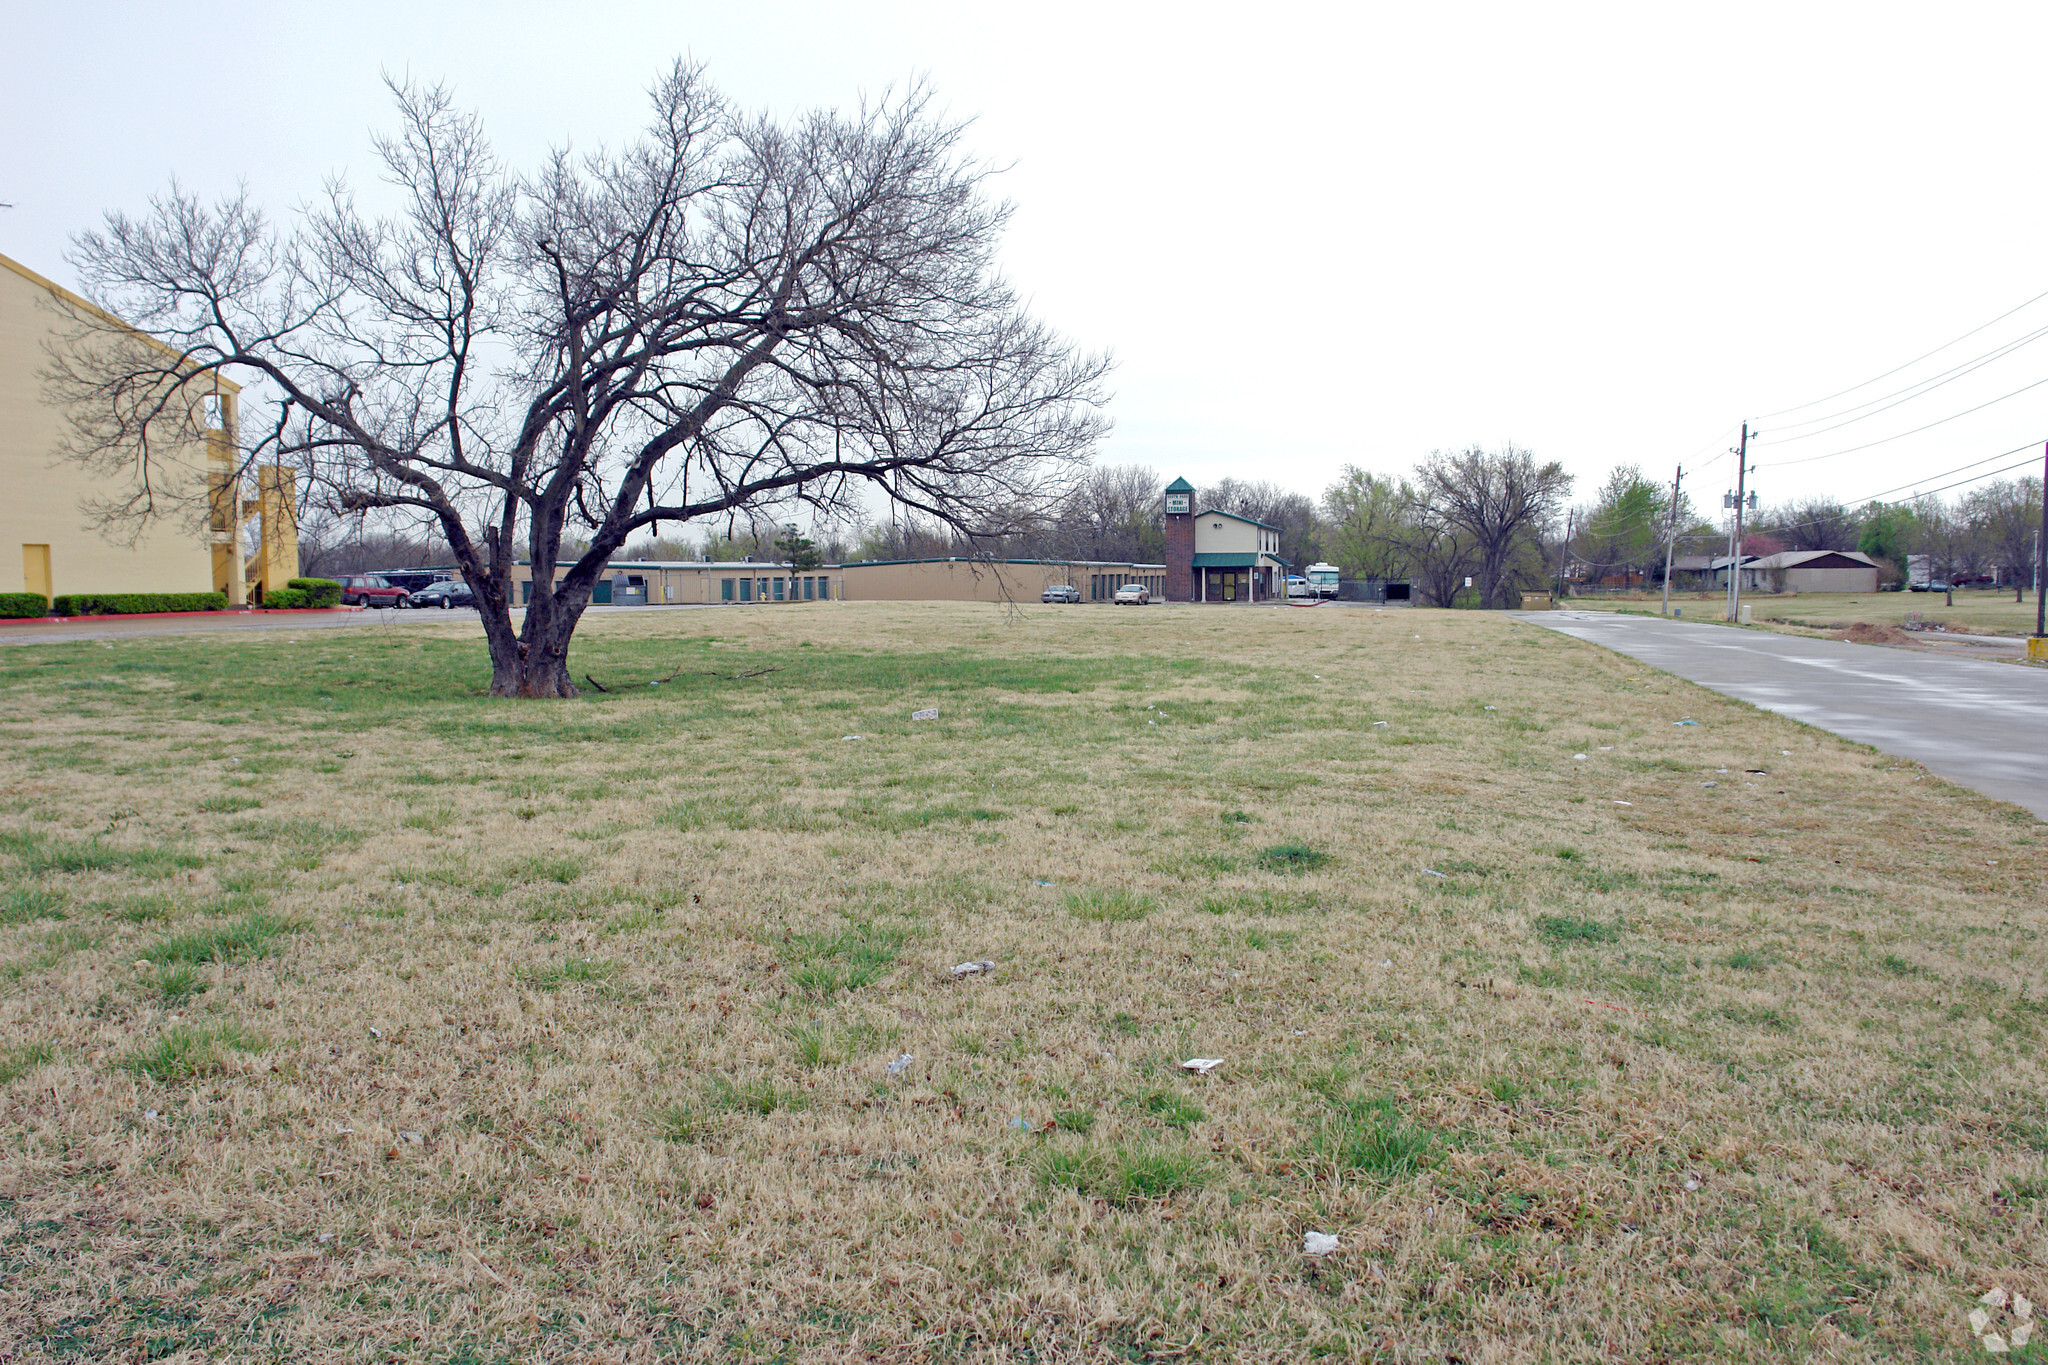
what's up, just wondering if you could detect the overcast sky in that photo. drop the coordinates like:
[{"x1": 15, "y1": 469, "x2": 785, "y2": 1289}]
[{"x1": 7, "y1": 0, "x2": 2048, "y2": 521}]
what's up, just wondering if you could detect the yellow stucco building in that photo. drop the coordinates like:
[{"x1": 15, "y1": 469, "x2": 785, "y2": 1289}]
[{"x1": 1, "y1": 250, "x2": 295, "y2": 606}]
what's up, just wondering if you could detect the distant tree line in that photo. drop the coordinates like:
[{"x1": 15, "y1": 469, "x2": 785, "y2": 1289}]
[{"x1": 312, "y1": 458, "x2": 2036, "y2": 608}]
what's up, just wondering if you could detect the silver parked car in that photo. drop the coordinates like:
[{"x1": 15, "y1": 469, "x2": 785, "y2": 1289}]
[{"x1": 1042, "y1": 584, "x2": 1081, "y2": 603}]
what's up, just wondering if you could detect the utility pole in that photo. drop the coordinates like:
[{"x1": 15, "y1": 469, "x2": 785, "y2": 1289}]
[
  {"x1": 1556, "y1": 509, "x2": 1574, "y2": 601},
  {"x1": 1661, "y1": 464, "x2": 1684, "y2": 617},
  {"x1": 1725, "y1": 422, "x2": 1752, "y2": 622},
  {"x1": 2035, "y1": 441, "x2": 2047, "y2": 640}
]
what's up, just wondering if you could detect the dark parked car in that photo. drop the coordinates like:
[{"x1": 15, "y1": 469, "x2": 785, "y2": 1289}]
[
  {"x1": 335, "y1": 574, "x2": 411, "y2": 608},
  {"x1": 407, "y1": 579, "x2": 476, "y2": 609}
]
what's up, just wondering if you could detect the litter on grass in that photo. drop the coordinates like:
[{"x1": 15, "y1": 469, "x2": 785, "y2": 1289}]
[
  {"x1": 1573, "y1": 753, "x2": 1587, "y2": 760},
  {"x1": 910, "y1": 708, "x2": 940, "y2": 721},
  {"x1": 1700, "y1": 781, "x2": 1718, "y2": 788},
  {"x1": 1675, "y1": 720, "x2": 1700, "y2": 726},
  {"x1": 1303, "y1": 1231, "x2": 1341, "y2": 1256},
  {"x1": 886, "y1": 1054, "x2": 914, "y2": 1075},
  {"x1": 950, "y1": 961, "x2": 996, "y2": 977},
  {"x1": 1613, "y1": 800, "x2": 1634, "y2": 806},
  {"x1": 1372, "y1": 721, "x2": 1389, "y2": 729},
  {"x1": 841, "y1": 735, "x2": 863, "y2": 742},
  {"x1": 1421, "y1": 868, "x2": 1446, "y2": 878},
  {"x1": 1181, "y1": 1058, "x2": 1224, "y2": 1076}
]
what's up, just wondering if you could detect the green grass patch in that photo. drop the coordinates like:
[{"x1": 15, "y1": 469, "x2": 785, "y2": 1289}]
[
  {"x1": 710, "y1": 1075, "x2": 810, "y2": 1117},
  {"x1": 505, "y1": 854, "x2": 586, "y2": 884},
  {"x1": 1534, "y1": 914, "x2": 1622, "y2": 946},
  {"x1": 1137, "y1": 1088, "x2": 1206, "y2": 1129},
  {"x1": 1066, "y1": 890, "x2": 1156, "y2": 923},
  {"x1": 784, "y1": 922, "x2": 909, "y2": 996},
  {"x1": 1311, "y1": 1094, "x2": 1437, "y2": 1180},
  {"x1": 0, "y1": 829, "x2": 204, "y2": 879},
  {"x1": 1255, "y1": 843, "x2": 1330, "y2": 874},
  {"x1": 149, "y1": 963, "x2": 210, "y2": 1006},
  {"x1": 1036, "y1": 1141, "x2": 1212, "y2": 1204},
  {"x1": 137, "y1": 913, "x2": 303, "y2": 966},
  {"x1": 198, "y1": 794, "x2": 263, "y2": 814},
  {"x1": 121, "y1": 1021, "x2": 265, "y2": 1083},
  {"x1": 0, "y1": 888, "x2": 66, "y2": 924}
]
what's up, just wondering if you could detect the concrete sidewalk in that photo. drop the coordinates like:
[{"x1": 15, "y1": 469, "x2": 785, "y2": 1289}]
[{"x1": 1518, "y1": 610, "x2": 2048, "y2": 820}]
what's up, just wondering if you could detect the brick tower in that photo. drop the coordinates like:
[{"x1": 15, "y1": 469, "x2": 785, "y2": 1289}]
[{"x1": 1162, "y1": 476, "x2": 1195, "y2": 602}]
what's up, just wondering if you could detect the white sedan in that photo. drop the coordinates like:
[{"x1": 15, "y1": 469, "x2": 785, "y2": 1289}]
[{"x1": 1112, "y1": 583, "x2": 1150, "y2": 605}]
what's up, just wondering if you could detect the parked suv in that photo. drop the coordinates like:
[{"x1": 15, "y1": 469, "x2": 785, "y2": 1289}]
[
  {"x1": 1041, "y1": 584, "x2": 1081, "y2": 603},
  {"x1": 335, "y1": 574, "x2": 411, "y2": 608}
]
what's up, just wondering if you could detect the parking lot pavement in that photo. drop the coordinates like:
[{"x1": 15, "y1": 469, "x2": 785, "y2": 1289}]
[{"x1": 1517, "y1": 610, "x2": 2048, "y2": 820}]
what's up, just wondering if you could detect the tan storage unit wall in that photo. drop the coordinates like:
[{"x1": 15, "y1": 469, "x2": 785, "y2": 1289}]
[
  {"x1": 838, "y1": 559, "x2": 1162, "y2": 603},
  {"x1": 1, "y1": 254, "x2": 226, "y2": 597},
  {"x1": 506, "y1": 560, "x2": 837, "y2": 606},
  {"x1": 1782, "y1": 566, "x2": 1880, "y2": 594}
]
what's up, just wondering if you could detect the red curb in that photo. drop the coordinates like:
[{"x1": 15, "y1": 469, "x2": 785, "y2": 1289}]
[{"x1": 0, "y1": 607, "x2": 363, "y2": 626}]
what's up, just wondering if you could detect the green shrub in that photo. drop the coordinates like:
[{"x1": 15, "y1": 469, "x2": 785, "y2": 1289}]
[
  {"x1": 258, "y1": 587, "x2": 306, "y2": 609},
  {"x1": 0, "y1": 593, "x2": 49, "y2": 619},
  {"x1": 288, "y1": 577, "x2": 342, "y2": 608},
  {"x1": 51, "y1": 592, "x2": 228, "y2": 616}
]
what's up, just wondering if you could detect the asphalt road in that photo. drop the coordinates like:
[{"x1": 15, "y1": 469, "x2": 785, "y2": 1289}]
[{"x1": 1519, "y1": 610, "x2": 2048, "y2": 820}]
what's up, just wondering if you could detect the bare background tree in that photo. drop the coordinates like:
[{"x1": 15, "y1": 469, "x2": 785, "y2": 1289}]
[
  {"x1": 58, "y1": 64, "x2": 1109, "y2": 695},
  {"x1": 1410, "y1": 446, "x2": 1572, "y2": 608}
]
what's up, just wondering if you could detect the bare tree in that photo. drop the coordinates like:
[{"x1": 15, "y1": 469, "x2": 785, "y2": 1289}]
[
  {"x1": 57, "y1": 65, "x2": 1109, "y2": 695},
  {"x1": 1763, "y1": 497, "x2": 1861, "y2": 552},
  {"x1": 1411, "y1": 446, "x2": 1572, "y2": 608},
  {"x1": 1041, "y1": 463, "x2": 1161, "y2": 562},
  {"x1": 1961, "y1": 478, "x2": 2040, "y2": 599},
  {"x1": 1201, "y1": 477, "x2": 1322, "y2": 567}
]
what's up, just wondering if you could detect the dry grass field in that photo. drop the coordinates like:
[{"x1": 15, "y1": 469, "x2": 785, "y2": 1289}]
[
  {"x1": 1575, "y1": 589, "x2": 2044, "y2": 639},
  {"x1": 1, "y1": 601, "x2": 2043, "y2": 1363}
]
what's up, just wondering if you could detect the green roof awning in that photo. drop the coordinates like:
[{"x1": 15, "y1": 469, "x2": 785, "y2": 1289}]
[
  {"x1": 1191, "y1": 552, "x2": 1260, "y2": 568},
  {"x1": 1164, "y1": 476, "x2": 1195, "y2": 493}
]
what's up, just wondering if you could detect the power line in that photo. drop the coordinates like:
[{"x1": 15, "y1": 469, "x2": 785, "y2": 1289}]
[
  {"x1": 1769, "y1": 373, "x2": 2048, "y2": 466},
  {"x1": 1846, "y1": 442, "x2": 2045, "y2": 504},
  {"x1": 1854, "y1": 452, "x2": 2042, "y2": 507},
  {"x1": 1690, "y1": 441, "x2": 2045, "y2": 544},
  {"x1": 1753, "y1": 285, "x2": 2048, "y2": 421},
  {"x1": 1758, "y1": 321, "x2": 2048, "y2": 444}
]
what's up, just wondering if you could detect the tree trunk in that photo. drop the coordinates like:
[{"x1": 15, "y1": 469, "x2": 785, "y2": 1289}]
[{"x1": 482, "y1": 594, "x2": 582, "y2": 698}]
